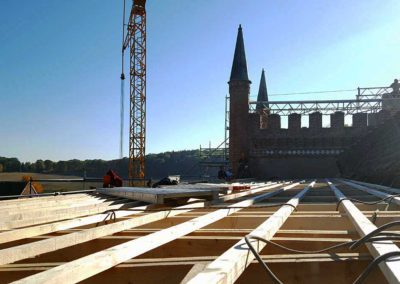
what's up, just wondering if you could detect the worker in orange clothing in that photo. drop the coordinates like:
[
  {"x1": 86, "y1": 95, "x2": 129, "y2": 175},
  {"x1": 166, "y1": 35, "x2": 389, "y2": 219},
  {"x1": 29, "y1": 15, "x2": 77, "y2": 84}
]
[{"x1": 103, "y1": 170, "x2": 123, "y2": 188}]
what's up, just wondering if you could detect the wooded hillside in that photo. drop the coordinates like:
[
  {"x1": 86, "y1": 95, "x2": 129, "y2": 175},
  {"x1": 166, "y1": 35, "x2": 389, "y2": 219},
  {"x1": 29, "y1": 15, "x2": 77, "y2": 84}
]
[{"x1": 0, "y1": 150, "x2": 200, "y2": 179}]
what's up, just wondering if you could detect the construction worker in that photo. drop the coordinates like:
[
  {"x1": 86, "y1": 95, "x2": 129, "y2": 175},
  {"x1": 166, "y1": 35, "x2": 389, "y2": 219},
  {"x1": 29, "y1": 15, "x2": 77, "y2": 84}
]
[
  {"x1": 225, "y1": 169, "x2": 233, "y2": 181},
  {"x1": 103, "y1": 170, "x2": 123, "y2": 188},
  {"x1": 218, "y1": 166, "x2": 227, "y2": 180},
  {"x1": 390, "y1": 79, "x2": 399, "y2": 97}
]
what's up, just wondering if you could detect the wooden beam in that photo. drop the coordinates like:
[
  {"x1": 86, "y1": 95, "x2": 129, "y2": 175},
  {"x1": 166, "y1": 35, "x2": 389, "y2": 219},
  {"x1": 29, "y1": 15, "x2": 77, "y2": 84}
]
[
  {"x1": 339, "y1": 179, "x2": 400, "y2": 207},
  {"x1": 216, "y1": 182, "x2": 290, "y2": 203},
  {"x1": 0, "y1": 182, "x2": 286, "y2": 243},
  {"x1": 0, "y1": 253, "x2": 372, "y2": 271},
  {"x1": 0, "y1": 201, "x2": 142, "y2": 244},
  {"x1": 2, "y1": 258, "x2": 384, "y2": 284},
  {"x1": 0, "y1": 194, "x2": 103, "y2": 208},
  {"x1": 0, "y1": 201, "x2": 207, "y2": 266},
  {"x1": 0, "y1": 196, "x2": 120, "y2": 215},
  {"x1": 96, "y1": 228, "x2": 355, "y2": 237},
  {"x1": 12, "y1": 183, "x2": 299, "y2": 283},
  {"x1": 346, "y1": 179, "x2": 400, "y2": 195},
  {"x1": 0, "y1": 183, "x2": 290, "y2": 264},
  {"x1": 0, "y1": 199, "x2": 138, "y2": 230},
  {"x1": 328, "y1": 180, "x2": 400, "y2": 283},
  {"x1": 186, "y1": 181, "x2": 314, "y2": 284},
  {"x1": 117, "y1": 252, "x2": 372, "y2": 266},
  {"x1": 181, "y1": 262, "x2": 211, "y2": 284},
  {"x1": 1, "y1": 198, "x2": 127, "y2": 222}
]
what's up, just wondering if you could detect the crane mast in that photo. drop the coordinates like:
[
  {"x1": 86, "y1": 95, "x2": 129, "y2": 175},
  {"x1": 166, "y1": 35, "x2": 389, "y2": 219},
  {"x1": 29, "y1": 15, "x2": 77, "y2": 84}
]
[{"x1": 122, "y1": 0, "x2": 146, "y2": 185}]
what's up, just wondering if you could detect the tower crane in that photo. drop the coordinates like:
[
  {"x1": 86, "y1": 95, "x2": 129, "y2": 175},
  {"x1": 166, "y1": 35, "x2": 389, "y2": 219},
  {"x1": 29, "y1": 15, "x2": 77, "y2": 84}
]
[{"x1": 121, "y1": 0, "x2": 147, "y2": 185}]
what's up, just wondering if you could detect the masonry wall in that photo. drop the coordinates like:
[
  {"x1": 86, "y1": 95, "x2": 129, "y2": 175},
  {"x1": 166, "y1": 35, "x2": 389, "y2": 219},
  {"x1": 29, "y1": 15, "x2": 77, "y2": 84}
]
[
  {"x1": 250, "y1": 156, "x2": 339, "y2": 178},
  {"x1": 230, "y1": 92, "x2": 400, "y2": 178},
  {"x1": 245, "y1": 111, "x2": 377, "y2": 179},
  {"x1": 338, "y1": 114, "x2": 400, "y2": 186}
]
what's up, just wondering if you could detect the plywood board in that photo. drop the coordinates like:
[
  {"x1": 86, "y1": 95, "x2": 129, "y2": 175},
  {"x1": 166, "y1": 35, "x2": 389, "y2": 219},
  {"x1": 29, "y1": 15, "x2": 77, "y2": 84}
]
[{"x1": 98, "y1": 187, "x2": 218, "y2": 204}]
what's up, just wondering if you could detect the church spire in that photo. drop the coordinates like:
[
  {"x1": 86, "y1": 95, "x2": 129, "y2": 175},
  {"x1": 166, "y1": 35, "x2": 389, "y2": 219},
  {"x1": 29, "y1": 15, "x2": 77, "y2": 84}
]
[
  {"x1": 256, "y1": 69, "x2": 269, "y2": 110},
  {"x1": 229, "y1": 25, "x2": 250, "y2": 82}
]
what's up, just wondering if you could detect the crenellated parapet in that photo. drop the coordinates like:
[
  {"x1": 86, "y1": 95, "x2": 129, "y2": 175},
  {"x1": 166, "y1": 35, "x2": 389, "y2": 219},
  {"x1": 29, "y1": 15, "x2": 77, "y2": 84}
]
[
  {"x1": 288, "y1": 113, "x2": 301, "y2": 131},
  {"x1": 309, "y1": 112, "x2": 322, "y2": 129},
  {"x1": 250, "y1": 108, "x2": 398, "y2": 132},
  {"x1": 353, "y1": 113, "x2": 368, "y2": 128}
]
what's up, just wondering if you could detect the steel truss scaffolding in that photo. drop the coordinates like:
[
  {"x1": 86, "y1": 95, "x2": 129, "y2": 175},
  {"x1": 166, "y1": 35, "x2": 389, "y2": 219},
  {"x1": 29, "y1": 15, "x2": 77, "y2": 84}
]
[{"x1": 249, "y1": 86, "x2": 391, "y2": 116}]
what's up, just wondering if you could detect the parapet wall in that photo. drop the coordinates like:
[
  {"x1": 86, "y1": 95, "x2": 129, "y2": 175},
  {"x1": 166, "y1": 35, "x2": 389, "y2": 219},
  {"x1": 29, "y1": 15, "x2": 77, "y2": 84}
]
[
  {"x1": 246, "y1": 110, "x2": 394, "y2": 179},
  {"x1": 338, "y1": 114, "x2": 400, "y2": 186},
  {"x1": 254, "y1": 111, "x2": 390, "y2": 130},
  {"x1": 234, "y1": 95, "x2": 400, "y2": 179}
]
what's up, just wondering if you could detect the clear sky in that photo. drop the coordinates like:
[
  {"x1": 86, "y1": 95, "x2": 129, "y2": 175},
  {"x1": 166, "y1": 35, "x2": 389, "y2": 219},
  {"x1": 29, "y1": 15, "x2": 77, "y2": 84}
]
[{"x1": 1, "y1": 0, "x2": 399, "y2": 162}]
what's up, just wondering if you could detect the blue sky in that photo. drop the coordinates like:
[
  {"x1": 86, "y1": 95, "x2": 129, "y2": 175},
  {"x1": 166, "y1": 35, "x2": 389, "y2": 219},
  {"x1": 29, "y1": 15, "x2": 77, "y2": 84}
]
[{"x1": 1, "y1": 0, "x2": 399, "y2": 162}]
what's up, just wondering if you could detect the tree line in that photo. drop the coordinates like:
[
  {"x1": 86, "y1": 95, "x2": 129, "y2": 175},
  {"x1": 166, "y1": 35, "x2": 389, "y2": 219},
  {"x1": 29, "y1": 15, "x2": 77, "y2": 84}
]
[{"x1": 0, "y1": 150, "x2": 200, "y2": 179}]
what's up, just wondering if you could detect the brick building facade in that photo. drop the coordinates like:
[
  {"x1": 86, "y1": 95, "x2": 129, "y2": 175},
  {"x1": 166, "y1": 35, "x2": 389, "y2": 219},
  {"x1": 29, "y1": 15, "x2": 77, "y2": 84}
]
[{"x1": 228, "y1": 26, "x2": 398, "y2": 178}]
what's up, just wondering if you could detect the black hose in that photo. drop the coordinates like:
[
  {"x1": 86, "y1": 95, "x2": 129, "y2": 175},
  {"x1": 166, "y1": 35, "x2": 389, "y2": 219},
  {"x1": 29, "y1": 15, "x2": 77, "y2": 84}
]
[
  {"x1": 244, "y1": 220, "x2": 400, "y2": 284},
  {"x1": 350, "y1": 221, "x2": 400, "y2": 250},
  {"x1": 353, "y1": 251, "x2": 400, "y2": 284},
  {"x1": 336, "y1": 194, "x2": 400, "y2": 211}
]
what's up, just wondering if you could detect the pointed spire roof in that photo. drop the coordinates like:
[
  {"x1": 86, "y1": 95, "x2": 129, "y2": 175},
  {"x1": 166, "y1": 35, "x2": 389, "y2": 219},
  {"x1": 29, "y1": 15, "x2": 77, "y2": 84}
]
[
  {"x1": 229, "y1": 25, "x2": 250, "y2": 82},
  {"x1": 256, "y1": 69, "x2": 269, "y2": 110}
]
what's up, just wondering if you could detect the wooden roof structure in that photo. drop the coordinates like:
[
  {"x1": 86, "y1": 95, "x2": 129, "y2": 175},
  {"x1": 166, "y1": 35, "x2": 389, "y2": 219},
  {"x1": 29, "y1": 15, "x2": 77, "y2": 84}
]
[{"x1": 0, "y1": 179, "x2": 399, "y2": 283}]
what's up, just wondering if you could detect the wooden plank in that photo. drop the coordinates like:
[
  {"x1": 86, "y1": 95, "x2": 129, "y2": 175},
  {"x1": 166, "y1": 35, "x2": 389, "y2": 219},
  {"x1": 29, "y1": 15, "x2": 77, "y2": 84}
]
[
  {"x1": 98, "y1": 187, "x2": 217, "y2": 204},
  {"x1": 0, "y1": 199, "x2": 138, "y2": 230},
  {"x1": 0, "y1": 196, "x2": 120, "y2": 215},
  {"x1": 181, "y1": 262, "x2": 211, "y2": 284},
  {"x1": 0, "y1": 183, "x2": 289, "y2": 264},
  {"x1": 1, "y1": 198, "x2": 127, "y2": 222},
  {"x1": 26, "y1": 235, "x2": 354, "y2": 244},
  {"x1": 0, "y1": 253, "x2": 371, "y2": 271},
  {"x1": 347, "y1": 179, "x2": 400, "y2": 194},
  {"x1": 0, "y1": 201, "x2": 141, "y2": 244},
  {"x1": 328, "y1": 180, "x2": 400, "y2": 284},
  {"x1": 0, "y1": 194, "x2": 105, "y2": 209},
  {"x1": 216, "y1": 182, "x2": 290, "y2": 203},
  {"x1": 0, "y1": 183, "x2": 285, "y2": 244},
  {"x1": 120, "y1": 252, "x2": 371, "y2": 265},
  {"x1": 0, "y1": 201, "x2": 206, "y2": 266},
  {"x1": 186, "y1": 181, "x2": 314, "y2": 284},
  {"x1": 99, "y1": 228, "x2": 354, "y2": 236},
  {"x1": 339, "y1": 179, "x2": 400, "y2": 207},
  {"x1": 12, "y1": 183, "x2": 299, "y2": 283}
]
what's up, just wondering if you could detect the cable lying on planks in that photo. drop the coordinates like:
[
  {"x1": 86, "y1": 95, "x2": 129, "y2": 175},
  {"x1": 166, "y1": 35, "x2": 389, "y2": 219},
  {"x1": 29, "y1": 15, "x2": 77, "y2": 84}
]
[
  {"x1": 245, "y1": 221, "x2": 400, "y2": 284},
  {"x1": 336, "y1": 194, "x2": 400, "y2": 211}
]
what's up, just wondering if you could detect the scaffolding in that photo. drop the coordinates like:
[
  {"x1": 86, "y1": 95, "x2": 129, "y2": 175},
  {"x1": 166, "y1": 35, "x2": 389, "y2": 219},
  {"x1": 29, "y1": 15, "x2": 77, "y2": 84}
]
[
  {"x1": 249, "y1": 86, "x2": 390, "y2": 115},
  {"x1": 198, "y1": 95, "x2": 230, "y2": 177}
]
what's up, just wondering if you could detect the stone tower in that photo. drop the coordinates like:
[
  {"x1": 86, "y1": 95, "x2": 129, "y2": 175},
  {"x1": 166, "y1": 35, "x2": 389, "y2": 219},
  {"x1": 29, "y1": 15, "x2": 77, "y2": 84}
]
[
  {"x1": 256, "y1": 69, "x2": 269, "y2": 129},
  {"x1": 229, "y1": 25, "x2": 251, "y2": 174}
]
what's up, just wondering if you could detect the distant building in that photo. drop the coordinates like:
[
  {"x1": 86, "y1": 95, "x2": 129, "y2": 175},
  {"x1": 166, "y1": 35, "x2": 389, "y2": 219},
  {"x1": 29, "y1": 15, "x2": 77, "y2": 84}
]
[{"x1": 228, "y1": 25, "x2": 400, "y2": 178}]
